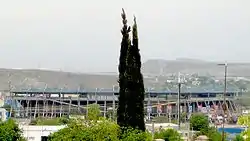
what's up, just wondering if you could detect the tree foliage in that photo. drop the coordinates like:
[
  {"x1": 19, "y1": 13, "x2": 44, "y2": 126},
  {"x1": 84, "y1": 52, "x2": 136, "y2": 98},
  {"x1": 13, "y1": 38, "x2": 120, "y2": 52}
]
[
  {"x1": 190, "y1": 113, "x2": 209, "y2": 131},
  {"x1": 117, "y1": 8, "x2": 131, "y2": 128},
  {"x1": 238, "y1": 114, "x2": 250, "y2": 126},
  {"x1": 154, "y1": 128, "x2": 183, "y2": 141},
  {"x1": 0, "y1": 119, "x2": 26, "y2": 141},
  {"x1": 49, "y1": 119, "x2": 120, "y2": 141},
  {"x1": 128, "y1": 15, "x2": 145, "y2": 131},
  {"x1": 117, "y1": 8, "x2": 145, "y2": 131},
  {"x1": 233, "y1": 135, "x2": 244, "y2": 141},
  {"x1": 190, "y1": 113, "x2": 224, "y2": 141},
  {"x1": 29, "y1": 116, "x2": 69, "y2": 125},
  {"x1": 49, "y1": 119, "x2": 152, "y2": 141},
  {"x1": 120, "y1": 128, "x2": 152, "y2": 141},
  {"x1": 237, "y1": 114, "x2": 250, "y2": 140},
  {"x1": 206, "y1": 127, "x2": 222, "y2": 141},
  {"x1": 87, "y1": 103, "x2": 101, "y2": 120},
  {"x1": 193, "y1": 127, "x2": 222, "y2": 141}
]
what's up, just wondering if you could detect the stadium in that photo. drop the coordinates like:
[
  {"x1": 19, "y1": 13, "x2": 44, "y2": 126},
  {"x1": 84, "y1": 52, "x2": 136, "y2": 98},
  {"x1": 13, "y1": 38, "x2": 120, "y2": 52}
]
[{"x1": 1, "y1": 85, "x2": 242, "y2": 121}]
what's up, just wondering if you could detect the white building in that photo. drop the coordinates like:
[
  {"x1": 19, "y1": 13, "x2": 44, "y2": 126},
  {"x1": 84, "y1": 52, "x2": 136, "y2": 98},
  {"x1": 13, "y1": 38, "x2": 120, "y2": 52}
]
[
  {"x1": 20, "y1": 125, "x2": 65, "y2": 141},
  {"x1": 0, "y1": 108, "x2": 8, "y2": 121}
]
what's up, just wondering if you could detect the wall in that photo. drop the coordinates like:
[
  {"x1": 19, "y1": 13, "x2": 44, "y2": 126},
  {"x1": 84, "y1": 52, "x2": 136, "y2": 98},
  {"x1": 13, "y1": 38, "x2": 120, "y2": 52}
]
[{"x1": 20, "y1": 125, "x2": 65, "y2": 141}]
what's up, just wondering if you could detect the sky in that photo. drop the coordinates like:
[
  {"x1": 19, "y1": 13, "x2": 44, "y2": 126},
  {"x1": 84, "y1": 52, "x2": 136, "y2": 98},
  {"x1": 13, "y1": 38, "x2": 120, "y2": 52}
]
[{"x1": 0, "y1": 0, "x2": 249, "y2": 72}]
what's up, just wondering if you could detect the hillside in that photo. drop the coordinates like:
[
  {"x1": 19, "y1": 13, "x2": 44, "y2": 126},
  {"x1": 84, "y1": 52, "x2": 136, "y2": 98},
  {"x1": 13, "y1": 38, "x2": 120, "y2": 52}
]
[
  {"x1": 0, "y1": 69, "x2": 118, "y2": 91},
  {"x1": 0, "y1": 58, "x2": 249, "y2": 91},
  {"x1": 142, "y1": 58, "x2": 250, "y2": 77},
  {"x1": 0, "y1": 69, "x2": 155, "y2": 91}
]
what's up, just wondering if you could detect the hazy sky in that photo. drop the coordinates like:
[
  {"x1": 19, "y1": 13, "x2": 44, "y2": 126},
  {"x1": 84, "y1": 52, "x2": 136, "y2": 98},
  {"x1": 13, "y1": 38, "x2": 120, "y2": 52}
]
[{"x1": 0, "y1": 0, "x2": 249, "y2": 72}]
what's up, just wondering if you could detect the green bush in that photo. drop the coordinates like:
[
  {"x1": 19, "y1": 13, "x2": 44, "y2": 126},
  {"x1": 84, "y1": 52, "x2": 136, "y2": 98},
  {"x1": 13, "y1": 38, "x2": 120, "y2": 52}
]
[
  {"x1": 190, "y1": 113, "x2": 209, "y2": 131},
  {"x1": 190, "y1": 113, "x2": 224, "y2": 141},
  {"x1": 120, "y1": 128, "x2": 152, "y2": 141},
  {"x1": 49, "y1": 119, "x2": 155, "y2": 141},
  {"x1": 0, "y1": 119, "x2": 26, "y2": 141},
  {"x1": 49, "y1": 119, "x2": 120, "y2": 141},
  {"x1": 87, "y1": 103, "x2": 101, "y2": 121},
  {"x1": 29, "y1": 117, "x2": 70, "y2": 125},
  {"x1": 233, "y1": 135, "x2": 244, "y2": 141},
  {"x1": 193, "y1": 127, "x2": 223, "y2": 141},
  {"x1": 154, "y1": 128, "x2": 183, "y2": 141}
]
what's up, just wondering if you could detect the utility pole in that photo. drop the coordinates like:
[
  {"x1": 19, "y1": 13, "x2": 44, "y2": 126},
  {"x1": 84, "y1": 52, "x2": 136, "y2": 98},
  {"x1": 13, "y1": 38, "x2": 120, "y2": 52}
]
[
  {"x1": 147, "y1": 88, "x2": 151, "y2": 121},
  {"x1": 8, "y1": 73, "x2": 13, "y2": 118},
  {"x1": 218, "y1": 63, "x2": 227, "y2": 141},
  {"x1": 177, "y1": 72, "x2": 182, "y2": 130}
]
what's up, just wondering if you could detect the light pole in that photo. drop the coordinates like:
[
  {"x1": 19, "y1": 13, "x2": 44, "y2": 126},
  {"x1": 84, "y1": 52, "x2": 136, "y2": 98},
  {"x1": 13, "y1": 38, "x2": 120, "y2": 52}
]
[
  {"x1": 177, "y1": 72, "x2": 184, "y2": 130},
  {"x1": 177, "y1": 80, "x2": 181, "y2": 130},
  {"x1": 218, "y1": 63, "x2": 228, "y2": 141}
]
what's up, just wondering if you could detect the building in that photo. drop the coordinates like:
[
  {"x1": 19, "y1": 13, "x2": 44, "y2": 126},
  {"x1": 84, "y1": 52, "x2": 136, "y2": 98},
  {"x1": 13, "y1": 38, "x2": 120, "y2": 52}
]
[
  {"x1": 0, "y1": 108, "x2": 9, "y2": 121},
  {"x1": 20, "y1": 125, "x2": 65, "y2": 141}
]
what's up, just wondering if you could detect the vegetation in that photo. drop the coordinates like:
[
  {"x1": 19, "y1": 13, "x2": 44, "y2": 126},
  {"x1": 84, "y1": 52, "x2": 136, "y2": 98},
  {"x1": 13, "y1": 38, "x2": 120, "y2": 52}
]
[
  {"x1": 49, "y1": 119, "x2": 120, "y2": 141},
  {"x1": 190, "y1": 113, "x2": 224, "y2": 141},
  {"x1": 238, "y1": 114, "x2": 250, "y2": 140},
  {"x1": 124, "y1": 15, "x2": 145, "y2": 130},
  {"x1": 190, "y1": 113, "x2": 209, "y2": 131},
  {"x1": 128, "y1": 15, "x2": 145, "y2": 131},
  {"x1": 49, "y1": 118, "x2": 155, "y2": 141},
  {"x1": 233, "y1": 135, "x2": 245, "y2": 141},
  {"x1": 49, "y1": 103, "x2": 153, "y2": 141},
  {"x1": 87, "y1": 103, "x2": 101, "y2": 120},
  {"x1": 0, "y1": 119, "x2": 26, "y2": 141},
  {"x1": 154, "y1": 128, "x2": 183, "y2": 141},
  {"x1": 29, "y1": 116, "x2": 69, "y2": 125},
  {"x1": 117, "y1": 8, "x2": 145, "y2": 131},
  {"x1": 117, "y1": 8, "x2": 130, "y2": 128},
  {"x1": 197, "y1": 127, "x2": 222, "y2": 141},
  {"x1": 120, "y1": 128, "x2": 152, "y2": 141}
]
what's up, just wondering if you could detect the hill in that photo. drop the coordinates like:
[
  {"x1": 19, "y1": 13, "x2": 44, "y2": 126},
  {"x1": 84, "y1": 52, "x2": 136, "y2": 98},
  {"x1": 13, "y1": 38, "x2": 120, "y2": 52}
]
[
  {"x1": 0, "y1": 58, "x2": 249, "y2": 91},
  {"x1": 142, "y1": 58, "x2": 250, "y2": 77},
  {"x1": 0, "y1": 69, "x2": 118, "y2": 91}
]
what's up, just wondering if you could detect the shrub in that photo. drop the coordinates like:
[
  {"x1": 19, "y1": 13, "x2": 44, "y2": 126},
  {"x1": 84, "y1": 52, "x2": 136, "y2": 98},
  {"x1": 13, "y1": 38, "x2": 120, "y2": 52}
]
[
  {"x1": 49, "y1": 119, "x2": 155, "y2": 141},
  {"x1": 190, "y1": 113, "x2": 209, "y2": 131},
  {"x1": 0, "y1": 119, "x2": 26, "y2": 141},
  {"x1": 49, "y1": 119, "x2": 120, "y2": 141},
  {"x1": 120, "y1": 128, "x2": 152, "y2": 141},
  {"x1": 154, "y1": 128, "x2": 183, "y2": 141}
]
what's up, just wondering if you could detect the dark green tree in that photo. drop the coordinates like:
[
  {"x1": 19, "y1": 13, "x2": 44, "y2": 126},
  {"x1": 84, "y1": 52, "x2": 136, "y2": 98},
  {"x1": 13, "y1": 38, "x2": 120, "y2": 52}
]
[
  {"x1": 117, "y1": 9, "x2": 145, "y2": 131},
  {"x1": 125, "y1": 16, "x2": 145, "y2": 131},
  {"x1": 117, "y1": 8, "x2": 131, "y2": 128}
]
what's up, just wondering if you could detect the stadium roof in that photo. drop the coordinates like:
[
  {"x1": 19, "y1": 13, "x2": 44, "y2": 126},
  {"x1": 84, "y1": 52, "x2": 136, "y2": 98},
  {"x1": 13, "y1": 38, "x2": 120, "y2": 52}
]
[{"x1": 10, "y1": 85, "x2": 240, "y2": 95}]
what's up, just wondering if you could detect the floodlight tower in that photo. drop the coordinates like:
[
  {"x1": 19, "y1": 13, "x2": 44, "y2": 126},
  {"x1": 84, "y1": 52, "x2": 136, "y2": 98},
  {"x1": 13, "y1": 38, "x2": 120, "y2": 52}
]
[
  {"x1": 177, "y1": 72, "x2": 184, "y2": 130},
  {"x1": 218, "y1": 62, "x2": 228, "y2": 141}
]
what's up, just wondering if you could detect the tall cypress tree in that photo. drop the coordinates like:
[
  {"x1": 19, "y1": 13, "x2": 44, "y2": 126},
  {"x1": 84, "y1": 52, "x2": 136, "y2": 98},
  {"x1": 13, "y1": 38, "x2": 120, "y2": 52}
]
[
  {"x1": 125, "y1": 16, "x2": 145, "y2": 131},
  {"x1": 133, "y1": 16, "x2": 145, "y2": 131},
  {"x1": 117, "y1": 9, "x2": 145, "y2": 131},
  {"x1": 117, "y1": 8, "x2": 131, "y2": 128}
]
